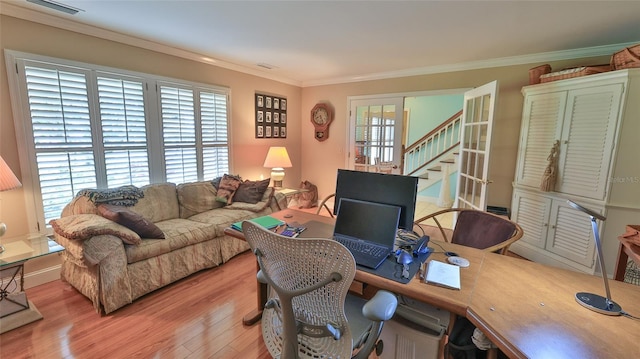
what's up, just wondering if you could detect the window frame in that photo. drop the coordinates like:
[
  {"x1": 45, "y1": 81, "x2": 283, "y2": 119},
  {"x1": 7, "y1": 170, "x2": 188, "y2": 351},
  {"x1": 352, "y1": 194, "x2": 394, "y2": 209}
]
[{"x1": 4, "y1": 50, "x2": 232, "y2": 233}]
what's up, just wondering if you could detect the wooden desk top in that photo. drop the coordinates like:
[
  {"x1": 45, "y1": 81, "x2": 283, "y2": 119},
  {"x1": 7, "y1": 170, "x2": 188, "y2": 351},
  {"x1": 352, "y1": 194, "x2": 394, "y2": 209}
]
[{"x1": 468, "y1": 253, "x2": 640, "y2": 359}]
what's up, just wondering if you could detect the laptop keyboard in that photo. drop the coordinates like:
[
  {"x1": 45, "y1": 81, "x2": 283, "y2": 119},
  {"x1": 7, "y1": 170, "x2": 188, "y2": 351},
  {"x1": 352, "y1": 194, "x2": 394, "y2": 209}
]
[{"x1": 334, "y1": 235, "x2": 389, "y2": 267}]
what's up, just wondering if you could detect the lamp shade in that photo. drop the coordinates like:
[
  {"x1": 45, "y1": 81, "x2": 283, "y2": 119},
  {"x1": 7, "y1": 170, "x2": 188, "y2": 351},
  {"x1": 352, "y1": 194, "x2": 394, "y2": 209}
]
[
  {"x1": 0, "y1": 156, "x2": 22, "y2": 192},
  {"x1": 263, "y1": 147, "x2": 292, "y2": 169}
]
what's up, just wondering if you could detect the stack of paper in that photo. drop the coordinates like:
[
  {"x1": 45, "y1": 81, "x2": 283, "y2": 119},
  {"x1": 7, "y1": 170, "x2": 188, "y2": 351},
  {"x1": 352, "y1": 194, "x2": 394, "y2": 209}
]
[{"x1": 425, "y1": 260, "x2": 461, "y2": 290}]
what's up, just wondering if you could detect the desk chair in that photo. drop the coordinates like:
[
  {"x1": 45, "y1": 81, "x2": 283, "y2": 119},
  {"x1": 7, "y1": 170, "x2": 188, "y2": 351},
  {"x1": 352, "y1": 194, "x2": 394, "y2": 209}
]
[
  {"x1": 415, "y1": 208, "x2": 523, "y2": 359},
  {"x1": 414, "y1": 208, "x2": 523, "y2": 255},
  {"x1": 242, "y1": 221, "x2": 398, "y2": 359}
]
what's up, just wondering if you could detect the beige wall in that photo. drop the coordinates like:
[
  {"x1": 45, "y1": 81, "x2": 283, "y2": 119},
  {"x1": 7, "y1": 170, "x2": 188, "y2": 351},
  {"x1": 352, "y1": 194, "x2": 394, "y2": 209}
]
[
  {"x1": 1, "y1": 15, "x2": 611, "y2": 278},
  {"x1": 300, "y1": 59, "x2": 610, "y2": 206}
]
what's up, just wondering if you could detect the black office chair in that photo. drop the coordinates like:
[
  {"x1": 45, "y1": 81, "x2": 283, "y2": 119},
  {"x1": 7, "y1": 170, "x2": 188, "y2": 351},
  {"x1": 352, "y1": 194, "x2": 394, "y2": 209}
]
[{"x1": 242, "y1": 221, "x2": 398, "y2": 358}]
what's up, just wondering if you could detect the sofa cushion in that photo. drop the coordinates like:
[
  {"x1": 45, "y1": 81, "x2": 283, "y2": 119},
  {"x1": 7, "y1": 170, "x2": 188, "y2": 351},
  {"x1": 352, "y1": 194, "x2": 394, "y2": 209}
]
[
  {"x1": 124, "y1": 218, "x2": 218, "y2": 263},
  {"x1": 131, "y1": 183, "x2": 179, "y2": 223},
  {"x1": 216, "y1": 174, "x2": 242, "y2": 204},
  {"x1": 50, "y1": 214, "x2": 141, "y2": 245},
  {"x1": 233, "y1": 178, "x2": 270, "y2": 204},
  {"x1": 177, "y1": 181, "x2": 225, "y2": 218},
  {"x1": 97, "y1": 204, "x2": 165, "y2": 239},
  {"x1": 188, "y1": 206, "x2": 272, "y2": 234}
]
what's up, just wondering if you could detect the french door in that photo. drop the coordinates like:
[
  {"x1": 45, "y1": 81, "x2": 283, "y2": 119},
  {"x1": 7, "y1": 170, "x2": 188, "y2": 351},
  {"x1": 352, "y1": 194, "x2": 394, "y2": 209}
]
[
  {"x1": 455, "y1": 81, "x2": 498, "y2": 210},
  {"x1": 348, "y1": 96, "x2": 404, "y2": 173}
]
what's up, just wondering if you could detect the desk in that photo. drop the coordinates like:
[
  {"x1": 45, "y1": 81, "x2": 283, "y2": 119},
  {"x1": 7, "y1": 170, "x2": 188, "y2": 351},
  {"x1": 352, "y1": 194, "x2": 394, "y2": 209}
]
[
  {"x1": 468, "y1": 253, "x2": 640, "y2": 358},
  {"x1": 228, "y1": 209, "x2": 640, "y2": 358},
  {"x1": 225, "y1": 209, "x2": 484, "y2": 321}
]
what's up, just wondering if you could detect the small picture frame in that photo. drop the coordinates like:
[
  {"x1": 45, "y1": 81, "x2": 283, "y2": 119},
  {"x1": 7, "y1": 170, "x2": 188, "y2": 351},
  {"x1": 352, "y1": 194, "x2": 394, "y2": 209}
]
[{"x1": 256, "y1": 93, "x2": 287, "y2": 138}]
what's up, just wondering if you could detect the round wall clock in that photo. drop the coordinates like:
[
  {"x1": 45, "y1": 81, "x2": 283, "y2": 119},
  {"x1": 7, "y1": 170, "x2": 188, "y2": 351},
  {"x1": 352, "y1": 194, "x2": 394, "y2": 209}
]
[{"x1": 311, "y1": 103, "x2": 333, "y2": 141}]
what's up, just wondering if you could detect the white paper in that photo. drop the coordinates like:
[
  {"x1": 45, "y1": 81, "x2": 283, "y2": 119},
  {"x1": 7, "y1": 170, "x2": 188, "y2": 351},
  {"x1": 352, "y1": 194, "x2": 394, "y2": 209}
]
[{"x1": 426, "y1": 260, "x2": 461, "y2": 290}]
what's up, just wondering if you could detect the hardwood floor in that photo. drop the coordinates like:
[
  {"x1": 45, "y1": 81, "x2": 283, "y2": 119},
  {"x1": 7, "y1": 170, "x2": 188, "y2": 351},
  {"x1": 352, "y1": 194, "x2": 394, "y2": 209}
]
[{"x1": 0, "y1": 251, "x2": 271, "y2": 359}]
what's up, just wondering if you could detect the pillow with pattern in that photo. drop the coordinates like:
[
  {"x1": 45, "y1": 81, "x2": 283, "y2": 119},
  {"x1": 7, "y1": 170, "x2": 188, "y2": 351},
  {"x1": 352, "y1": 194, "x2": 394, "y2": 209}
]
[
  {"x1": 50, "y1": 214, "x2": 141, "y2": 245},
  {"x1": 215, "y1": 174, "x2": 242, "y2": 205}
]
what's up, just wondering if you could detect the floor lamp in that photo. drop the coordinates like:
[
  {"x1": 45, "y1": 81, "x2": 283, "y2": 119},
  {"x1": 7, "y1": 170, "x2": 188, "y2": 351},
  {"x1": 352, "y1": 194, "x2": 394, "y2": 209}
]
[{"x1": 567, "y1": 200, "x2": 622, "y2": 316}]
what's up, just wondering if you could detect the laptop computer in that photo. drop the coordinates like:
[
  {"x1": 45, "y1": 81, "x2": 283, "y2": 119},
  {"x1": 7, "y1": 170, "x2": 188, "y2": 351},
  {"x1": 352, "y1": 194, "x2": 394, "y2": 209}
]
[{"x1": 333, "y1": 198, "x2": 401, "y2": 269}]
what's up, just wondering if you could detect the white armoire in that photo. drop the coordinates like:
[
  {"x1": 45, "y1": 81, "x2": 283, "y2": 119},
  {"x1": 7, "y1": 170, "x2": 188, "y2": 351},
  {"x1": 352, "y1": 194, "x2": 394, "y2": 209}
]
[{"x1": 510, "y1": 69, "x2": 640, "y2": 276}]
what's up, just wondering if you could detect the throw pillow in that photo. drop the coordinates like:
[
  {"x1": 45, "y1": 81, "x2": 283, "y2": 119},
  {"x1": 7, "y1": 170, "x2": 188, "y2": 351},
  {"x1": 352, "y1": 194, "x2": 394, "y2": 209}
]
[
  {"x1": 215, "y1": 174, "x2": 242, "y2": 205},
  {"x1": 50, "y1": 214, "x2": 141, "y2": 245},
  {"x1": 233, "y1": 178, "x2": 271, "y2": 204},
  {"x1": 97, "y1": 204, "x2": 165, "y2": 239},
  {"x1": 211, "y1": 176, "x2": 222, "y2": 189}
]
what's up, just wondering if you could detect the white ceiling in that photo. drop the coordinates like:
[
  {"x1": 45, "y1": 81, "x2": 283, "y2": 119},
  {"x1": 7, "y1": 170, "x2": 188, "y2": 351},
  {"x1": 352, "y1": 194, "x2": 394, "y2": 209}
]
[{"x1": 3, "y1": 0, "x2": 640, "y2": 86}]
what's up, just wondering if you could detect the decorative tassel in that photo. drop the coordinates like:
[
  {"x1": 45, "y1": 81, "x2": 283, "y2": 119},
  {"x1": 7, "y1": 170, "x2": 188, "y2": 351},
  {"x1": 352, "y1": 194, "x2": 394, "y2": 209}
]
[{"x1": 540, "y1": 140, "x2": 560, "y2": 192}]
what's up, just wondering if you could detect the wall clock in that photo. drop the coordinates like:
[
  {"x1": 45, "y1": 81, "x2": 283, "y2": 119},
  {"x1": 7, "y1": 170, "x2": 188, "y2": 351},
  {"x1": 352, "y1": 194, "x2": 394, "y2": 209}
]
[{"x1": 311, "y1": 103, "x2": 333, "y2": 141}]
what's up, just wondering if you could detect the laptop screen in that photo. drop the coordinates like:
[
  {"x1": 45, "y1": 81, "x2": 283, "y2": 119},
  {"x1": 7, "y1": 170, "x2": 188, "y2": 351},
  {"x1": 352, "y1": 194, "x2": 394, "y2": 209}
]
[{"x1": 334, "y1": 198, "x2": 401, "y2": 247}]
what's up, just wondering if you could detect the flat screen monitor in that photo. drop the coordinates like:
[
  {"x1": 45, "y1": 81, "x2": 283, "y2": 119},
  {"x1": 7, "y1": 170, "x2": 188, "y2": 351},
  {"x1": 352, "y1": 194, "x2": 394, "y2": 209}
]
[{"x1": 334, "y1": 169, "x2": 419, "y2": 230}]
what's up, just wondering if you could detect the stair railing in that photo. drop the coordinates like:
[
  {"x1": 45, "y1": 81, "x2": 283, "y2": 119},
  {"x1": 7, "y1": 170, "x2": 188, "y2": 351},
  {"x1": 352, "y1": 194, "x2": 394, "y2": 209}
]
[{"x1": 404, "y1": 110, "x2": 462, "y2": 176}]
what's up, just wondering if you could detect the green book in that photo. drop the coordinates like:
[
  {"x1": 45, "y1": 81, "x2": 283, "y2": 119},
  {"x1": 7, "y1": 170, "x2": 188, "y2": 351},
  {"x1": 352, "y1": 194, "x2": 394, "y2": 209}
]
[{"x1": 231, "y1": 215, "x2": 285, "y2": 231}]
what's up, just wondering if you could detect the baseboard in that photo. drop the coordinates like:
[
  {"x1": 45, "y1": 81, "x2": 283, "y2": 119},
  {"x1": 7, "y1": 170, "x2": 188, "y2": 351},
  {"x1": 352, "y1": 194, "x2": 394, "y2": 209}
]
[{"x1": 24, "y1": 264, "x2": 61, "y2": 289}]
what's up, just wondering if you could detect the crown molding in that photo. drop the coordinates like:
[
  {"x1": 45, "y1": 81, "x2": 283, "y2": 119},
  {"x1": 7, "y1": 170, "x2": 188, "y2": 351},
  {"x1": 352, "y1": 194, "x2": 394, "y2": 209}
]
[
  {"x1": 0, "y1": 2, "x2": 302, "y2": 87},
  {"x1": 302, "y1": 42, "x2": 638, "y2": 87},
  {"x1": 2, "y1": 2, "x2": 637, "y2": 89}
]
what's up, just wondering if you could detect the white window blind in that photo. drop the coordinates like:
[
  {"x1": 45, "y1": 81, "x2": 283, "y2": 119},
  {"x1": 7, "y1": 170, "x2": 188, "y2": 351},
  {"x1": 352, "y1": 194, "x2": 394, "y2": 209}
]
[
  {"x1": 200, "y1": 90, "x2": 229, "y2": 179},
  {"x1": 160, "y1": 85, "x2": 198, "y2": 184},
  {"x1": 97, "y1": 75, "x2": 150, "y2": 188},
  {"x1": 24, "y1": 65, "x2": 97, "y2": 224},
  {"x1": 8, "y1": 52, "x2": 231, "y2": 231}
]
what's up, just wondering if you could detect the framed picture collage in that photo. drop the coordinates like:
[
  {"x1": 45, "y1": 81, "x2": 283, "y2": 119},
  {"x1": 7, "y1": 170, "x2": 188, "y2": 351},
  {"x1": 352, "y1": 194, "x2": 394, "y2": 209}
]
[{"x1": 255, "y1": 93, "x2": 287, "y2": 138}]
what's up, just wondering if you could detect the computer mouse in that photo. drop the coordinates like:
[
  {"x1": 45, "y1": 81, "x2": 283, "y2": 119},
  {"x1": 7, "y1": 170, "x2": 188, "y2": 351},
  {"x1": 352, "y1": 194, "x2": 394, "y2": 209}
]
[{"x1": 396, "y1": 250, "x2": 413, "y2": 265}]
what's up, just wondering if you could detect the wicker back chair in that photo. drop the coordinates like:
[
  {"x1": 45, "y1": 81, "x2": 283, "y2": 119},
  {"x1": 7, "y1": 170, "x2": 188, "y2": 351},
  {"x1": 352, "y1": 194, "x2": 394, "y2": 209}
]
[{"x1": 242, "y1": 221, "x2": 397, "y2": 359}]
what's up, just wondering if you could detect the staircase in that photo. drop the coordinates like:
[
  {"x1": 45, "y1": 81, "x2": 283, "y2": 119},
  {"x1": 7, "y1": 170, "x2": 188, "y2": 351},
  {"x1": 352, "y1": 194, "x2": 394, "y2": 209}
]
[{"x1": 403, "y1": 110, "x2": 462, "y2": 203}]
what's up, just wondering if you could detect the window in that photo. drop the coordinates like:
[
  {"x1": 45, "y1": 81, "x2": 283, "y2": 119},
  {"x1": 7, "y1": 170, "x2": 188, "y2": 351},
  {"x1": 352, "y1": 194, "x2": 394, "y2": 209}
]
[{"x1": 6, "y1": 51, "x2": 230, "y2": 231}]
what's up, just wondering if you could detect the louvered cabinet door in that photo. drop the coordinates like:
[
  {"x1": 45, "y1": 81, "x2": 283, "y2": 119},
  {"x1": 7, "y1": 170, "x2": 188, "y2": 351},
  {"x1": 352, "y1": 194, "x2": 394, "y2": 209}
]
[
  {"x1": 511, "y1": 189, "x2": 551, "y2": 249},
  {"x1": 515, "y1": 92, "x2": 565, "y2": 188},
  {"x1": 556, "y1": 84, "x2": 624, "y2": 200},
  {"x1": 545, "y1": 199, "x2": 599, "y2": 273}
]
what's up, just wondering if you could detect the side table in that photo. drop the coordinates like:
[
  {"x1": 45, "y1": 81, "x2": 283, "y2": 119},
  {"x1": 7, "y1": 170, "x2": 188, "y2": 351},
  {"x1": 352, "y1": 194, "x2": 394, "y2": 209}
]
[
  {"x1": 274, "y1": 187, "x2": 309, "y2": 210},
  {"x1": 0, "y1": 234, "x2": 64, "y2": 333}
]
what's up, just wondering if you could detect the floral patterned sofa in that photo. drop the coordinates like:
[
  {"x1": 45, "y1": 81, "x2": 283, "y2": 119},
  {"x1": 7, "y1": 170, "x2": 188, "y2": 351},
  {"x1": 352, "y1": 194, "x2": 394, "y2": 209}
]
[{"x1": 51, "y1": 177, "x2": 286, "y2": 314}]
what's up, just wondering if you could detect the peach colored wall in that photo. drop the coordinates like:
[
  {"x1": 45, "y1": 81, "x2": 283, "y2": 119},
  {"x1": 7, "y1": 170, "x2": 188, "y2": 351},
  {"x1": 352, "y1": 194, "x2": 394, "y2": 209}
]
[{"x1": 0, "y1": 15, "x2": 302, "y2": 274}]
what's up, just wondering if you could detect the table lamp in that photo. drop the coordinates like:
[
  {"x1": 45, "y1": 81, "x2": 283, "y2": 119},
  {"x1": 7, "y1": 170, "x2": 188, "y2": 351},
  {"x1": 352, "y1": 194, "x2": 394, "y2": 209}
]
[
  {"x1": 567, "y1": 200, "x2": 622, "y2": 316},
  {"x1": 263, "y1": 147, "x2": 292, "y2": 188},
  {"x1": 0, "y1": 155, "x2": 23, "y2": 253}
]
